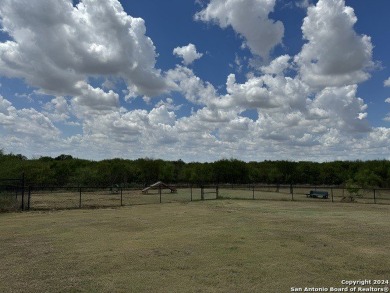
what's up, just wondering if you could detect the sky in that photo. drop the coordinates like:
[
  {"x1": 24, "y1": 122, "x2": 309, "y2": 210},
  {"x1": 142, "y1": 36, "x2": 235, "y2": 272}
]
[{"x1": 0, "y1": 0, "x2": 390, "y2": 162}]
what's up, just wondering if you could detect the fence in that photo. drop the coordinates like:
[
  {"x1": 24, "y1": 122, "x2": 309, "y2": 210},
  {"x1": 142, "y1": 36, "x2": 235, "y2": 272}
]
[
  {"x1": 217, "y1": 184, "x2": 390, "y2": 205},
  {"x1": 0, "y1": 174, "x2": 27, "y2": 212},
  {"x1": 26, "y1": 185, "x2": 219, "y2": 210},
  {"x1": 14, "y1": 184, "x2": 389, "y2": 211}
]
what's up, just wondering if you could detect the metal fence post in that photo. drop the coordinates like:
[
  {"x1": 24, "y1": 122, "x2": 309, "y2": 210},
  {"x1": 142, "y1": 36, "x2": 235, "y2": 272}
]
[
  {"x1": 290, "y1": 184, "x2": 294, "y2": 201},
  {"x1": 373, "y1": 189, "x2": 376, "y2": 204},
  {"x1": 79, "y1": 187, "x2": 82, "y2": 208},
  {"x1": 201, "y1": 186, "x2": 204, "y2": 200},
  {"x1": 216, "y1": 185, "x2": 219, "y2": 199},
  {"x1": 331, "y1": 187, "x2": 334, "y2": 203},
  {"x1": 190, "y1": 185, "x2": 193, "y2": 202},
  {"x1": 159, "y1": 185, "x2": 162, "y2": 203},
  {"x1": 28, "y1": 186, "x2": 31, "y2": 210},
  {"x1": 21, "y1": 172, "x2": 25, "y2": 211},
  {"x1": 252, "y1": 185, "x2": 255, "y2": 200},
  {"x1": 120, "y1": 187, "x2": 123, "y2": 206},
  {"x1": 21, "y1": 189, "x2": 25, "y2": 211}
]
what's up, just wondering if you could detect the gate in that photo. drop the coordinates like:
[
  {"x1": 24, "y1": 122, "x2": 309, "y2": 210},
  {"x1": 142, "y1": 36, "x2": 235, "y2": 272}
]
[{"x1": 0, "y1": 173, "x2": 27, "y2": 211}]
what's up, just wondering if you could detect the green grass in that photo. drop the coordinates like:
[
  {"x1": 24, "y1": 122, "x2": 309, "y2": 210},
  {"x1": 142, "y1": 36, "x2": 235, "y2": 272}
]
[{"x1": 1, "y1": 200, "x2": 389, "y2": 292}]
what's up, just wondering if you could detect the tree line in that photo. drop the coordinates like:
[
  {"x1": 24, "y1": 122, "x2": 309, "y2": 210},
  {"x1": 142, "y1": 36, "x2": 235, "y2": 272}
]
[{"x1": 1, "y1": 150, "x2": 390, "y2": 188}]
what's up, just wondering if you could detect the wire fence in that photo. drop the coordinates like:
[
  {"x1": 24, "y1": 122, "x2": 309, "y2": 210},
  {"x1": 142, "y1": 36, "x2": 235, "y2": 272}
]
[
  {"x1": 217, "y1": 184, "x2": 390, "y2": 205},
  {"x1": 0, "y1": 175, "x2": 27, "y2": 212},
  {"x1": 1, "y1": 182, "x2": 390, "y2": 211},
  {"x1": 11, "y1": 184, "x2": 388, "y2": 211}
]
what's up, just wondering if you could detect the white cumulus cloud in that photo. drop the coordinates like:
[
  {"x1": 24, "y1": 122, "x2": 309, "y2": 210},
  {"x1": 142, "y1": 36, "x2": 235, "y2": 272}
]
[
  {"x1": 0, "y1": 0, "x2": 389, "y2": 162},
  {"x1": 72, "y1": 81, "x2": 120, "y2": 115},
  {"x1": 0, "y1": 96, "x2": 61, "y2": 153},
  {"x1": 195, "y1": 0, "x2": 284, "y2": 59},
  {"x1": 173, "y1": 43, "x2": 203, "y2": 65},
  {"x1": 0, "y1": 0, "x2": 167, "y2": 97},
  {"x1": 295, "y1": 0, "x2": 373, "y2": 89},
  {"x1": 166, "y1": 65, "x2": 218, "y2": 106}
]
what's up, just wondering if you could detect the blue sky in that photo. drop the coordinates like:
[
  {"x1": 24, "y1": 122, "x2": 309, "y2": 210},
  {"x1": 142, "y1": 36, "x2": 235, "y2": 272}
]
[{"x1": 0, "y1": 0, "x2": 390, "y2": 162}]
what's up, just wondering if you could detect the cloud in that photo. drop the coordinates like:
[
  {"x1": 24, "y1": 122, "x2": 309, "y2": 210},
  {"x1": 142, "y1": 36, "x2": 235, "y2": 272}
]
[
  {"x1": 0, "y1": 0, "x2": 167, "y2": 98},
  {"x1": 222, "y1": 74, "x2": 276, "y2": 109},
  {"x1": 309, "y1": 85, "x2": 370, "y2": 134},
  {"x1": 173, "y1": 43, "x2": 203, "y2": 65},
  {"x1": 166, "y1": 65, "x2": 218, "y2": 106},
  {"x1": 81, "y1": 110, "x2": 147, "y2": 143},
  {"x1": 295, "y1": 0, "x2": 373, "y2": 89},
  {"x1": 0, "y1": 95, "x2": 12, "y2": 115},
  {"x1": 0, "y1": 86, "x2": 387, "y2": 162},
  {"x1": 195, "y1": 0, "x2": 284, "y2": 59},
  {"x1": 72, "y1": 81, "x2": 120, "y2": 115},
  {"x1": 384, "y1": 77, "x2": 390, "y2": 87},
  {"x1": 0, "y1": 0, "x2": 389, "y2": 162},
  {"x1": 216, "y1": 70, "x2": 309, "y2": 111},
  {"x1": 149, "y1": 105, "x2": 176, "y2": 126},
  {"x1": 384, "y1": 98, "x2": 390, "y2": 122},
  {"x1": 43, "y1": 96, "x2": 72, "y2": 122},
  {"x1": 296, "y1": 0, "x2": 311, "y2": 9},
  {"x1": 0, "y1": 96, "x2": 60, "y2": 152},
  {"x1": 260, "y1": 55, "x2": 292, "y2": 75},
  {"x1": 364, "y1": 128, "x2": 390, "y2": 157}
]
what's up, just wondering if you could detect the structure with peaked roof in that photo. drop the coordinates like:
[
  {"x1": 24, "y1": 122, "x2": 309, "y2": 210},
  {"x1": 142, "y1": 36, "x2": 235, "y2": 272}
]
[{"x1": 141, "y1": 181, "x2": 177, "y2": 194}]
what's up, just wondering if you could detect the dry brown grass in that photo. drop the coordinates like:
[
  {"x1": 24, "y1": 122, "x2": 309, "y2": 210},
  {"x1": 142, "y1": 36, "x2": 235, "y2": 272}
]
[
  {"x1": 29, "y1": 188, "x2": 202, "y2": 210},
  {"x1": 0, "y1": 200, "x2": 389, "y2": 292},
  {"x1": 27, "y1": 186, "x2": 390, "y2": 211},
  {"x1": 219, "y1": 187, "x2": 390, "y2": 204}
]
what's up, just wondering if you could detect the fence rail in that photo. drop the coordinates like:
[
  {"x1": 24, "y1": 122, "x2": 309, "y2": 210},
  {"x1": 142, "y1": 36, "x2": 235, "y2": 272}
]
[
  {"x1": 1, "y1": 183, "x2": 390, "y2": 212},
  {"x1": 218, "y1": 184, "x2": 390, "y2": 205}
]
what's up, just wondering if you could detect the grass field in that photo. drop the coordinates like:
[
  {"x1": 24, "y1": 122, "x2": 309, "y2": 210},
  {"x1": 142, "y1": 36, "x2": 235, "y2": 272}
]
[{"x1": 1, "y1": 199, "x2": 389, "y2": 293}]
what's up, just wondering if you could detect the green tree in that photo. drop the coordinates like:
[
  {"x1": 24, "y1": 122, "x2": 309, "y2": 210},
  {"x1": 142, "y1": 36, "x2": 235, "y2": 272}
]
[
  {"x1": 354, "y1": 169, "x2": 382, "y2": 189},
  {"x1": 160, "y1": 161, "x2": 175, "y2": 183},
  {"x1": 212, "y1": 159, "x2": 249, "y2": 184}
]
